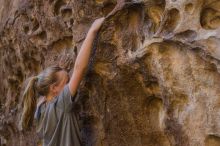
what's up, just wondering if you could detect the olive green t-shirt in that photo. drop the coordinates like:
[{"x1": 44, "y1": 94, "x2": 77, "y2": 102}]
[{"x1": 34, "y1": 84, "x2": 82, "y2": 146}]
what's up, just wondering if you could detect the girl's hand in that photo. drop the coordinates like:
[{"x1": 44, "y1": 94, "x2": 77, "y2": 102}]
[{"x1": 90, "y1": 17, "x2": 105, "y2": 33}]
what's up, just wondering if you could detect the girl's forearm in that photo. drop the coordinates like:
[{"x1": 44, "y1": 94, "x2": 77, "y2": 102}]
[
  {"x1": 68, "y1": 17, "x2": 104, "y2": 95},
  {"x1": 74, "y1": 29, "x2": 98, "y2": 73}
]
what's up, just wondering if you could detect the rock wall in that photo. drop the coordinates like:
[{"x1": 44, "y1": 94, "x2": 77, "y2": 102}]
[{"x1": 0, "y1": 0, "x2": 220, "y2": 146}]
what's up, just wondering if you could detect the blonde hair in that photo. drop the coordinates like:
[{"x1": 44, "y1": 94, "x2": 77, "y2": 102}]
[{"x1": 20, "y1": 65, "x2": 64, "y2": 130}]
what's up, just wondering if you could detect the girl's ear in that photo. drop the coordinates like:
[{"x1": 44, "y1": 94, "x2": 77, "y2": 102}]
[{"x1": 49, "y1": 84, "x2": 56, "y2": 94}]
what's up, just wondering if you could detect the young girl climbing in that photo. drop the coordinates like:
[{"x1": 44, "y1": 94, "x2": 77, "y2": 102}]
[{"x1": 20, "y1": 17, "x2": 105, "y2": 146}]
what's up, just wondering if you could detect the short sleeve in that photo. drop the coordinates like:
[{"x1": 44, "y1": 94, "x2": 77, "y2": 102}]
[{"x1": 56, "y1": 84, "x2": 78, "y2": 112}]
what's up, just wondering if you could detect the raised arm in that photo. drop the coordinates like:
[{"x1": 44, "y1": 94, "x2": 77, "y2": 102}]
[{"x1": 68, "y1": 17, "x2": 105, "y2": 96}]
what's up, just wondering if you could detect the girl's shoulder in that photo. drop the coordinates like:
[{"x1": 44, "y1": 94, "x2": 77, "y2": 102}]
[{"x1": 37, "y1": 96, "x2": 46, "y2": 107}]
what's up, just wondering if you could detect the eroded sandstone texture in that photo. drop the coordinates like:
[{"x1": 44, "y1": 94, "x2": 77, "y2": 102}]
[{"x1": 1, "y1": 0, "x2": 220, "y2": 146}]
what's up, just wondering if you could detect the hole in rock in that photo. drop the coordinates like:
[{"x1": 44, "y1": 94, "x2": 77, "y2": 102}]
[
  {"x1": 185, "y1": 3, "x2": 194, "y2": 13},
  {"x1": 162, "y1": 8, "x2": 180, "y2": 34},
  {"x1": 61, "y1": 8, "x2": 72, "y2": 20},
  {"x1": 54, "y1": 0, "x2": 66, "y2": 15},
  {"x1": 205, "y1": 135, "x2": 220, "y2": 146},
  {"x1": 200, "y1": 1, "x2": 220, "y2": 29}
]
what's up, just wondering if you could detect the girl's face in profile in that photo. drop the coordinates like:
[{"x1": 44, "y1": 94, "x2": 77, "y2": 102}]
[{"x1": 50, "y1": 70, "x2": 69, "y2": 97}]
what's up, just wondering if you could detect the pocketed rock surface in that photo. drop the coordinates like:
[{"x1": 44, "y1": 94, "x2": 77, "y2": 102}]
[{"x1": 0, "y1": 0, "x2": 220, "y2": 146}]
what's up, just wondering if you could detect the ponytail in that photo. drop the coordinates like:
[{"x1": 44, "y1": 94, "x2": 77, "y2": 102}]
[
  {"x1": 20, "y1": 76, "x2": 38, "y2": 130},
  {"x1": 19, "y1": 65, "x2": 64, "y2": 130}
]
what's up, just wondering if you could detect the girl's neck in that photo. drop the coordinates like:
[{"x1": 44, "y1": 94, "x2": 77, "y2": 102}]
[{"x1": 46, "y1": 94, "x2": 54, "y2": 102}]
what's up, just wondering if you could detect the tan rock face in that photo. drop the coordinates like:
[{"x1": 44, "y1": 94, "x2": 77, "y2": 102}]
[{"x1": 0, "y1": 0, "x2": 220, "y2": 146}]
